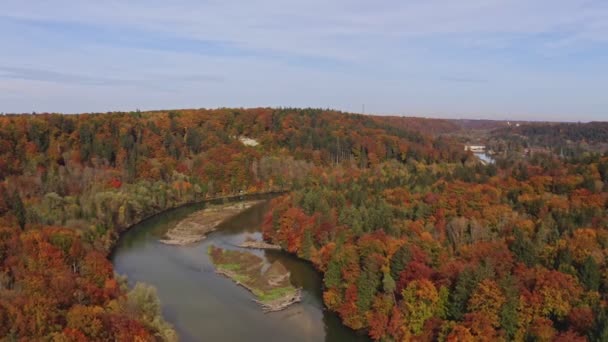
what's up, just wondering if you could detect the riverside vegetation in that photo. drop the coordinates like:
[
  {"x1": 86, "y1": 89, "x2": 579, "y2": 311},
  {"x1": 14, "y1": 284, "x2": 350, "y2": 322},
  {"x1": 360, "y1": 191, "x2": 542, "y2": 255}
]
[{"x1": 0, "y1": 108, "x2": 607, "y2": 340}]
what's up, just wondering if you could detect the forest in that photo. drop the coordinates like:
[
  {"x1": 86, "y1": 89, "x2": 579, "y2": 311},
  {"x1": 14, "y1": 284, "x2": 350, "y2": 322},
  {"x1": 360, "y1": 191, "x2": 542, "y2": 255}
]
[
  {"x1": 488, "y1": 122, "x2": 608, "y2": 158},
  {"x1": 0, "y1": 108, "x2": 461, "y2": 340},
  {"x1": 0, "y1": 108, "x2": 607, "y2": 340},
  {"x1": 495, "y1": 122, "x2": 608, "y2": 146}
]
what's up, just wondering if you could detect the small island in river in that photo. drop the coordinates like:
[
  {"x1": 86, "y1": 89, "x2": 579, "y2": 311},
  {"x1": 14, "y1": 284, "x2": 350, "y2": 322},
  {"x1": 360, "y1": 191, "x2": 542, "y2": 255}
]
[
  {"x1": 160, "y1": 200, "x2": 263, "y2": 245},
  {"x1": 208, "y1": 245, "x2": 302, "y2": 312}
]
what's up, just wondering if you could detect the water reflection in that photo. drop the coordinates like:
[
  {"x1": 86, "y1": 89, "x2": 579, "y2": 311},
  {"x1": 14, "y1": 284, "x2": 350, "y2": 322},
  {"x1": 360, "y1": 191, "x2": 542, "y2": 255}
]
[{"x1": 112, "y1": 199, "x2": 368, "y2": 342}]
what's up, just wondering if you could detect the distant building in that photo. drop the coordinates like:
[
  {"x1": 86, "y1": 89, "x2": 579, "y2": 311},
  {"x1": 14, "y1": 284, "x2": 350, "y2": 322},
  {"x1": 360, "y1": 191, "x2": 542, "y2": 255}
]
[{"x1": 464, "y1": 145, "x2": 486, "y2": 152}]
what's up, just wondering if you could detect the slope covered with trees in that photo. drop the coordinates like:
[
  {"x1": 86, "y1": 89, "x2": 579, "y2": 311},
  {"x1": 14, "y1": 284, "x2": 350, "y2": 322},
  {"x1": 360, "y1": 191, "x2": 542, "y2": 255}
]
[
  {"x1": 489, "y1": 122, "x2": 608, "y2": 157},
  {"x1": 495, "y1": 122, "x2": 608, "y2": 146},
  {"x1": 4, "y1": 107, "x2": 606, "y2": 340},
  {"x1": 0, "y1": 108, "x2": 460, "y2": 340},
  {"x1": 263, "y1": 153, "x2": 608, "y2": 340},
  {"x1": 6, "y1": 0, "x2": 608, "y2": 337}
]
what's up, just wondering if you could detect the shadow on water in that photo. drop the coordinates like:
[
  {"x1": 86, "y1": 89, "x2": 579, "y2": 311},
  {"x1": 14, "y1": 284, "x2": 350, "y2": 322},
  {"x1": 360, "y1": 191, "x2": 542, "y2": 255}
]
[{"x1": 112, "y1": 197, "x2": 369, "y2": 342}]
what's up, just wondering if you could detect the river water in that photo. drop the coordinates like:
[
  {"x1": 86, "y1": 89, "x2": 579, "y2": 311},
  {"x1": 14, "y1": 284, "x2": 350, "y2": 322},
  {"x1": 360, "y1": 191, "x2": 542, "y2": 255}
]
[
  {"x1": 474, "y1": 152, "x2": 495, "y2": 164},
  {"x1": 111, "y1": 198, "x2": 368, "y2": 342}
]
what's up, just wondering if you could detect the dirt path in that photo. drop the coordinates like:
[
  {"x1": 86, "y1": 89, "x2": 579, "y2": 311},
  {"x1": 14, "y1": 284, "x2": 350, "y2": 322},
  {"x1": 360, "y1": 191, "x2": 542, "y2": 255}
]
[{"x1": 159, "y1": 200, "x2": 264, "y2": 245}]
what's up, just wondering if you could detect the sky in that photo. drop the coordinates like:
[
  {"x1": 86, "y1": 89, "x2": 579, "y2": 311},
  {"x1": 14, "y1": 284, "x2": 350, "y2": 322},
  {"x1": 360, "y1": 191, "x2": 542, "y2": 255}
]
[{"x1": 1, "y1": 1, "x2": 607, "y2": 121}]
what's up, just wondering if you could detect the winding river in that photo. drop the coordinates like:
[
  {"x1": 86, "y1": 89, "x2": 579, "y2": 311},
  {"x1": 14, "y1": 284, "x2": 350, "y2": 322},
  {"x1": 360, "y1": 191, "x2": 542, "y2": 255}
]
[{"x1": 111, "y1": 198, "x2": 368, "y2": 342}]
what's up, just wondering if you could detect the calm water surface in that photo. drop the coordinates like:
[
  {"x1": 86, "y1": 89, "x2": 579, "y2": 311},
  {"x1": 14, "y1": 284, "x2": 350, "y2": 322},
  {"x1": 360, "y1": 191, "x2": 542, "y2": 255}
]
[
  {"x1": 475, "y1": 152, "x2": 495, "y2": 164},
  {"x1": 112, "y1": 198, "x2": 368, "y2": 342}
]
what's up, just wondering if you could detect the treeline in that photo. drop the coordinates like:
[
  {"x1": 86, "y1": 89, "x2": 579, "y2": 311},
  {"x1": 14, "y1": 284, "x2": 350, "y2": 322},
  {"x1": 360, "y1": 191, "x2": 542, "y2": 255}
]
[
  {"x1": 0, "y1": 108, "x2": 464, "y2": 340},
  {"x1": 490, "y1": 122, "x2": 608, "y2": 156},
  {"x1": 263, "y1": 153, "x2": 608, "y2": 341},
  {"x1": 505, "y1": 122, "x2": 608, "y2": 144},
  {"x1": 0, "y1": 108, "x2": 465, "y2": 251},
  {"x1": 370, "y1": 116, "x2": 462, "y2": 136}
]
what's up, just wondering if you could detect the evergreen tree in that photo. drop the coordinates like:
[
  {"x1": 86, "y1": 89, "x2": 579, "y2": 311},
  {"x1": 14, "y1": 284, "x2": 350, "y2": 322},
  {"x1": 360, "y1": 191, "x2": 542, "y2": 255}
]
[
  {"x1": 185, "y1": 127, "x2": 203, "y2": 154},
  {"x1": 499, "y1": 276, "x2": 519, "y2": 340},
  {"x1": 590, "y1": 306, "x2": 608, "y2": 342},
  {"x1": 510, "y1": 229, "x2": 537, "y2": 267},
  {"x1": 300, "y1": 229, "x2": 313, "y2": 260},
  {"x1": 580, "y1": 256, "x2": 601, "y2": 291},
  {"x1": 79, "y1": 124, "x2": 94, "y2": 161},
  {"x1": 12, "y1": 192, "x2": 26, "y2": 230},
  {"x1": 356, "y1": 265, "x2": 380, "y2": 313},
  {"x1": 324, "y1": 254, "x2": 342, "y2": 289},
  {"x1": 390, "y1": 244, "x2": 411, "y2": 281},
  {"x1": 448, "y1": 268, "x2": 476, "y2": 320},
  {"x1": 27, "y1": 121, "x2": 50, "y2": 152}
]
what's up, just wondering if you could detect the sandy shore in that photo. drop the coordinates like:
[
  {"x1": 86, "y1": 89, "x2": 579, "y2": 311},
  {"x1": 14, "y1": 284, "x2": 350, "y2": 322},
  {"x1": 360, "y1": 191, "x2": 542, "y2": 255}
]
[
  {"x1": 238, "y1": 240, "x2": 282, "y2": 250},
  {"x1": 159, "y1": 200, "x2": 263, "y2": 245}
]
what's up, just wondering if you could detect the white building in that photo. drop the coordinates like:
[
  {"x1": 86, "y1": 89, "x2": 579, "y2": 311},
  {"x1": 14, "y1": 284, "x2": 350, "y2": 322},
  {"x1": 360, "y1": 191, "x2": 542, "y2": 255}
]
[{"x1": 464, "y1": 145, "x2": 486, "y2": 152}]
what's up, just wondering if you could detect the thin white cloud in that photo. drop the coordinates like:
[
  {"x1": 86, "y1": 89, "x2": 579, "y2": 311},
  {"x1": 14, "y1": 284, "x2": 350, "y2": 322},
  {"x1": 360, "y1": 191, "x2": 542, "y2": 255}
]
[
  {"x1": 4, "y1": 0, "x2": 607, "y2": 57},
  {"x1": 1, "y1": 0, "x2": 607, "y2": 120}
]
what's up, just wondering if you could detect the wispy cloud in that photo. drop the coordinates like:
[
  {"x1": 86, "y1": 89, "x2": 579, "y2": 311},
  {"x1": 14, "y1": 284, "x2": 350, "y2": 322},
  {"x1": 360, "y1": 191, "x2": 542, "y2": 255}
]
[
  {"x1": 0, "y1": 66, "x2": 223, "y2": 87},
  {"x1": 0, "y1": 0, "x2": 607, "y2": 120}
]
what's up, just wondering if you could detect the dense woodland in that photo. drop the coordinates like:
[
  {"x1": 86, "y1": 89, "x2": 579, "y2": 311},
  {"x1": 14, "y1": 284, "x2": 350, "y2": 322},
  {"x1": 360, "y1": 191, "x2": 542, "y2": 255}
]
[
  {"x1": 0, "y1": 108, "x2": 463, "y2": 340},
  {"x1": 488, "y1": 122, "x2": 608, "y2": 158},
  {"x1": 496, "y1": 122, "x2": 608, "y2": 145},
  {"x1": 263, "y1": 150, "x2": 608, "y2": 341},
  {"x1": 0, "y1": 109, "x2": 606, "y2": 340}
]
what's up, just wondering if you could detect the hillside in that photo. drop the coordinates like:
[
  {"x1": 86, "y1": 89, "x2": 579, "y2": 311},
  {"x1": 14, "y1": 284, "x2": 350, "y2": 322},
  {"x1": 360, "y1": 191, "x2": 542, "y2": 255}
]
[
  {"x1": 0, "y1": 108, "x2": 465, "y2": 340},
  {"x1": 1, "y1": 108, "x2": 607, "y2": 340},
  {"x1": 263, "y1": 152, "x2": 608, "y2": 341}
]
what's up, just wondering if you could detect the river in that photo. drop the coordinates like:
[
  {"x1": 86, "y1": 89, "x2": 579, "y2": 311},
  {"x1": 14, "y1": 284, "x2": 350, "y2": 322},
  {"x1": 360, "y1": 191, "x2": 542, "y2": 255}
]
[
  {"x1": 111, "y1": 198, "x2": 369, "y2": 342},
  {"x1": 474, "y1": 152, "x2": 495, "y2": 164}
]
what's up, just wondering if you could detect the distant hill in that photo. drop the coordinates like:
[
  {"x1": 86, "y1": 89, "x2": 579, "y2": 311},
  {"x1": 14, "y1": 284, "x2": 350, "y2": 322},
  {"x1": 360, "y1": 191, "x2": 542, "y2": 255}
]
[
  {"x1": 493, "y1": 121, "x2": 608, "y2": 145},
  {"x1": 372, "y1": 115, "x2": 462, "y2": 135},
  {"x1": 447, "y1": 119, "x2": 533, "y2": 131}
]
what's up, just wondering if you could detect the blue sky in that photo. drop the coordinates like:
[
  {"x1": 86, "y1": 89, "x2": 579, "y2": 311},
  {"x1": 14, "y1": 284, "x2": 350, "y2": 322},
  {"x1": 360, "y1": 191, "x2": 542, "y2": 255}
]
[{"x1": 1, "y1": 1, "x2": 607, "y2": 121}]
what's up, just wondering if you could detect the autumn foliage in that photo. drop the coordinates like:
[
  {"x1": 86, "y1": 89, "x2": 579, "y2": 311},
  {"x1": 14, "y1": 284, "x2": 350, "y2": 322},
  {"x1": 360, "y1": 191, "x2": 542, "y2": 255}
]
[
  {"x1": 263, "y1": 152, "x2": 608, "y2": 341},
  {"x1": 0, "y1": 108, "x2": 464, "y2": 339},
  {"x1": 2, "y1": 108, "x2": 607, "y2": 340}
]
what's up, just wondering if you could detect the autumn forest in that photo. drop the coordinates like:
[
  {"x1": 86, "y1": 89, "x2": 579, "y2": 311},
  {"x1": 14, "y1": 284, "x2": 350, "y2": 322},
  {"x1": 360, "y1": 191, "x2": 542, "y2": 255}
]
[{"x1": 1, "y1": 108, "x2": 607, "y2": 341}]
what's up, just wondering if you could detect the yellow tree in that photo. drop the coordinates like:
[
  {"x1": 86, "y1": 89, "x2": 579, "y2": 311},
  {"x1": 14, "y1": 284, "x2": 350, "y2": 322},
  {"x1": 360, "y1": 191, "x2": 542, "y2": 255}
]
[
  {"x1": 467, "y1": 279, "x2": 506, "y2": 328},
  {"x1": 400, "y1": 279, "x2": 440, "y2": 336}
]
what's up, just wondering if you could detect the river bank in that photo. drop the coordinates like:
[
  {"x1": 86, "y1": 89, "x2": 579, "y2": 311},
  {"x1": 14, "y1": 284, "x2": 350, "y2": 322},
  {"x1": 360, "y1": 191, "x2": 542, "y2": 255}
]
[
  {"x1": 159, "y1": 200, "x2": 264, "y2": 245},
  {"x1": 239, "y1": 236, "x2": 282, "y2": 250},
  {"x1": 108, "y1": 191, "x2": 284, "y2": 256},
  {"x1": 111, "y1": 196, "x2": 369, "y2": 341}
]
